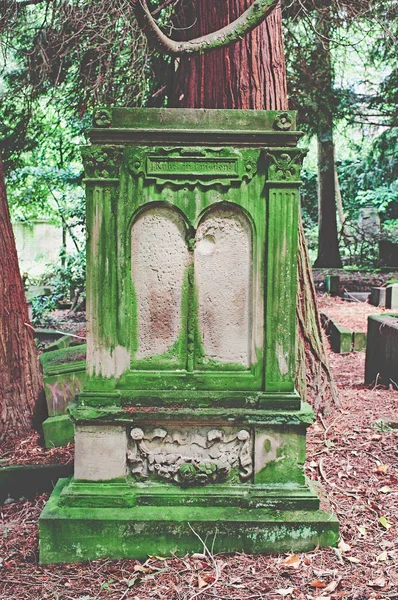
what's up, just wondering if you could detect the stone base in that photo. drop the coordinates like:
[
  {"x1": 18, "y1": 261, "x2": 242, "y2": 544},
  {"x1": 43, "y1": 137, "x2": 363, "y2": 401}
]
[
  {"x1": 43, "y1": 415, "x2": 74, "y2": 448},
  {"x1": 39, "y1": 477, "x2": 338, "y2": 563}
]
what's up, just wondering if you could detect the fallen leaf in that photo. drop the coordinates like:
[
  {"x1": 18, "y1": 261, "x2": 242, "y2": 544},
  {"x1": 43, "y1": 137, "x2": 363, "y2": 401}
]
[
  {"x1": 323, "y1": 580, "x2": 339, "y2": 593},
  {"x1": 379, "y1": 486, "x2": 392, "y2": 494},
  {"x1": 378, "y1": 516, "x2": 392, "y2": 530},
  {"x1": 376, "y1": 550, "x2": 388, "y2": 562},
  {"x1": 198, "y1": 574, "x2": 207, "y2": 589},
  {"x1": 191, "y1": 553, "x2": 206, "y2": 560},
  {"x1": 275, "y1": 588, "x2": 295, "y2": 597},
  {"x1": 283, "y1": 554, "x2": 300, "y2": 568},
  {"x1": 346, "y1": 556, "x2": 360, "y2": 564},
  {"x1": 357, "y1": 526, "x2": 367, "y2": 537},
  {"x1": 310, "y1": 580, "x2": 327, "y2": 588},
  {"x1": 376, "y1": 464, "x2": 389, "y2": 474},
  {"x1": 133, "y1": 565, "x2": 146, "y2": 573},
  {"x1": 338, "y1": 539, "x2": 351, "y2": 553},
  {"x1": 368, "y1": 577, "x2": 386, "y2": 588}
]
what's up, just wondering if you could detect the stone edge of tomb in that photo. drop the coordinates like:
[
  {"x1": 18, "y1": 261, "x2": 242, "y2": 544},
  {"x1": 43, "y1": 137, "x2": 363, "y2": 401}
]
[{"x1": 88, "y1": 108, "x2": 303, "y2": 147}]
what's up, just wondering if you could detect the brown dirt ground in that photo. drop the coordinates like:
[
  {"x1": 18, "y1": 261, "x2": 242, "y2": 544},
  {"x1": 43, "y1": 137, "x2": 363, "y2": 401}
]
[
  {"x1": 1, "y1": 300, "x2": 398, "y2": 600},
  {"x1": 317, "y1": 295, "x2": 388, "y2": 332}
]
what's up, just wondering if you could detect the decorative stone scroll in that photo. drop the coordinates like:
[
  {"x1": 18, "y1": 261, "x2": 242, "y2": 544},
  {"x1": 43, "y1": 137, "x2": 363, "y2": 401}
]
[
  {"x1": 93, "y1": 108, "x2": 112, "y2": 128},
  {"x1": 264, "y1": 149, "x2": 306, "y2": 183},
  {"x1": 81, "y1": 146, "x2": 124, "y2": 179},
  {"x1": 128, "y1": 147, "x2": 258, "y2": 187},
  {"x1": 272, "y1": 112, "x2": 293, "y2": 132},
  {"x1": 127, "y1": 426, "x2": 253, "y2": 486}
]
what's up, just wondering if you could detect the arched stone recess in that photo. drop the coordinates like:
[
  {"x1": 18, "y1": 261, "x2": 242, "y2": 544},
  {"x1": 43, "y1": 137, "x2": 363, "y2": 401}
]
[
  {"x1": 130, "y1": 205, "x2": 190, "y2": 366},
  {"x1": 194, "y1": 206, "x2": 253, "y2": 370}
]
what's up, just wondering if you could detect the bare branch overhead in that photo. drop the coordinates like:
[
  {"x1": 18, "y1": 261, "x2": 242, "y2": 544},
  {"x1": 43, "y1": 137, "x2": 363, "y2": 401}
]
[{"x1": 131, "y1": 0, "x2": 279, "y2": 55}]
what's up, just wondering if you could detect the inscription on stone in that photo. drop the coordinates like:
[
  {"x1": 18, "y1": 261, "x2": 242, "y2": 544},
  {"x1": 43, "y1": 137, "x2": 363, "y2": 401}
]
[{"x1": 147, "y1": 156, "x2": 238, "y2": 176}]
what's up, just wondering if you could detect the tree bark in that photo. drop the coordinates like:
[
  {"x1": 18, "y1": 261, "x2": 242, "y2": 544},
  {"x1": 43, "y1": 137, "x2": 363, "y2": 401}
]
[
  {"x1": 169, "y1": 0, "x2": 287, "y2": 109},
  {"x1": 0, "y1": 154, "x2": 44, "y2": 443},
  {"x1": 296, "y1": 218, "x2": 340, "y2": 413},
  {"x1": 167, "y1": 0, "x2": 338, "y2": 412},
  {"x1": 313, "y1": 14, "x2": 342, "y2": 268},
  {"x1": 132, "y1": 0, "x2": 279, "y2": 56},
  {"x1": 335, "y1": 162, "x2": 350, "y2": 243}
]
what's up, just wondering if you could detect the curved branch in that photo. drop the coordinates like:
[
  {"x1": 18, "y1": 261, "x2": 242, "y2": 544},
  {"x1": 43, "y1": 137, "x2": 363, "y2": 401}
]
[{"x1": 131, "y1": 0, "x2": 279, "y2": 56}]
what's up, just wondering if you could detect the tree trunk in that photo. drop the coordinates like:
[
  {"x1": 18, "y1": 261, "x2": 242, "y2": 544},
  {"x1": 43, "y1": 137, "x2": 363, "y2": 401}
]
[
  {"x1": 314, "y1": 132, "x2": 342, "y2": 267},
  {"x1": 0, "y1": 154, "x2": 44, "y2": 443},
  {"x1": 168, "y1": 0, "x2": 338, "y2": 412},
  {"x1": 313, "y1": 14, "x2": 342, "y2": 268},
  {"x1": 335, "y1": 163, "x2": 350, "y2": 243},
  {"x1": 169, "y1": 0, "x2": 287, "y2": 109},
  {"x1": 297, "y1": 218, "x2": 340, "y2": 413}
]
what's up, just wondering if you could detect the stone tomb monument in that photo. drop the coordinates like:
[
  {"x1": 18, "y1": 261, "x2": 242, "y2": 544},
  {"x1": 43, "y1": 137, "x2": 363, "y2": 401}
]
[{"x1": 40, "y1": 108, "x2": 338, "y2": 562}]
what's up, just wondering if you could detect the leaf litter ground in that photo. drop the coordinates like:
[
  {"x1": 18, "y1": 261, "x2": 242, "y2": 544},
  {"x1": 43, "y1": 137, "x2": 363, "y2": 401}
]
[{"x1": 1, "y1": 297, "x2": 398, "y2": 600}]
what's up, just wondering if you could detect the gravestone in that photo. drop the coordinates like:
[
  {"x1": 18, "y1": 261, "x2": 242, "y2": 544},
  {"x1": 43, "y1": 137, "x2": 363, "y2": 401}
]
[
  {"x1": 386, "y1": 284, "x2": 398, "y2": 310},
  {"x1": 358, "y1": 205, "x2": 381, "y2": 237},
  {"x1": 365, "y1": 314, "x2": 398, "y2": 387},
  {"x1": 39, "y1": 108, "x2": 338, "y2": 563},
  {"x1": 369, "y1": 287, "x2": 386, "y2": 307}
]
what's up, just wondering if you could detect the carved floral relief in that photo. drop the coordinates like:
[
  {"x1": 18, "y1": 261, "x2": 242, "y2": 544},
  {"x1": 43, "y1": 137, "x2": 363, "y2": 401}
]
[{"x1": 127, "y1": 426, "x2": 253, "y2": 486}]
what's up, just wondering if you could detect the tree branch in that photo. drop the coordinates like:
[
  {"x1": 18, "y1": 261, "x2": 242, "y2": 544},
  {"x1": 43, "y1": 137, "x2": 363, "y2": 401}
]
[{"x1": 131, "y1": 0, "x2": 279, "y2": 56}]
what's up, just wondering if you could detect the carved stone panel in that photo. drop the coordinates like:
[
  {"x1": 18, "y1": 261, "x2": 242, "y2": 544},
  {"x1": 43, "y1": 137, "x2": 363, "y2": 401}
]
[
  {"x1": 127, "y1": 426, "x2": 253, "y2": 486},
  {"x1": 195, "y1": 209, "x2": 252, "y2": 368},
  {"x1": 131, "y1": 207, "x2": 190, "y2": 360}
]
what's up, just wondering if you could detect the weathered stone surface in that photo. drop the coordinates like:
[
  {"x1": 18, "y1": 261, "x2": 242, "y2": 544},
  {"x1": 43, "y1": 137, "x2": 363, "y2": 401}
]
[
  {"x1": 327, "y1": 319, "x2": 352, "y2": 354},
  {"x1": 386, "y1": 284, "x2": 398, "y2": 310},
  {"x1": 358, "y1": 205, "x2": 381, "y2": 236},
  {"x1": 43, "y1": 414, "x2": 74, "y2": 448},
  {"x1": 369, "y1": 287, "x2": 386, "y2": 307},
  {"x1": 39, "y1": 478, "x2": 339, "y2": 563},
  {"x1": 74, "y1": 425, "x2": 127, "y2": 481},
  {"x1": 325, "y1": 275, "x2": 339, "y2": 296},
  {"x1": 1, "y1": 465, "x2": 73, "y2": 505},
  {"x1": 195, "y1": 209, "x2": 251, "y2": 367},
  {"x1": 127, "y1": 425, "x2": 252, "y2": 485},
  {"x1": 353, "y1": 331, "x2": 367, "y2": 352},
  {"x1": 365, "y1": 314, "x2": 398, "y2": 387},
  {"x1": 131, "y1": 207, "x2": 190, "y2": 360},
  {"x1": 254, "y1": 427, "x2": 306, "y2": 484},
  {"x1": 40, "y1": 108, "x2": 338, "y2": 562},
  {"x1": 40, "y1": 345, "x2": 86, "y2": 417}
]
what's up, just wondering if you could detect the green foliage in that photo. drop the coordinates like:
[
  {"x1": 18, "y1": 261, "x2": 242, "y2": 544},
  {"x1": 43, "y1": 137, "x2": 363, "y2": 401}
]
[
  {"x1": 31, "y1": 249, "x2": 86, "y2": 323},
  {"x1": 300, "y1": 169, "x2": 318, "y2": 227},
  {"x1": 301, "y1": 127, "x2": 398, "y2": 267},
  {"x1": 338, "y1": 129, "x2": 398, "y2": 222}
]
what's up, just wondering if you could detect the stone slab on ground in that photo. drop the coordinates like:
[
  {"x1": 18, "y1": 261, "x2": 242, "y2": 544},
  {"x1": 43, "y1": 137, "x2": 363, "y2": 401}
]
[
  {"x1": 386, "y1": 284, "x2": 398, "y2": 310},
  {"x1": 365, "y1": 313, "x2": 398, "y2": 387},
  {"x1": 39, "y1": 477, "x2": 338, "y2": 563},
  {"x1": 0, "y1": 464, "x2": 73, "y2": 505},
  {"x1": 369, "y1": 286, "x2": 386, "y2": 307},
  {"x1": 40, "y1": 344, "x2": 86, "y2": 447},
  {"x1": 42, "y1": 415, "x2": 74, "y2": 448},
  {"x1": 321, "y1": 314, "x2": 368, "y2": 354},
  {"x1": 324, "y1": 275, "x2": 340, "y2": 296},
  {"x1": 321, "y1": 314, "x2": 353, "y2": 353}
]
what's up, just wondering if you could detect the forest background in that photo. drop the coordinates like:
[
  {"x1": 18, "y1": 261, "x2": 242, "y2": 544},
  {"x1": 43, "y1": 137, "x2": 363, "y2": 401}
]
[{"x1": 0, "y1": 0, "x2": 397, "y2": 321}]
